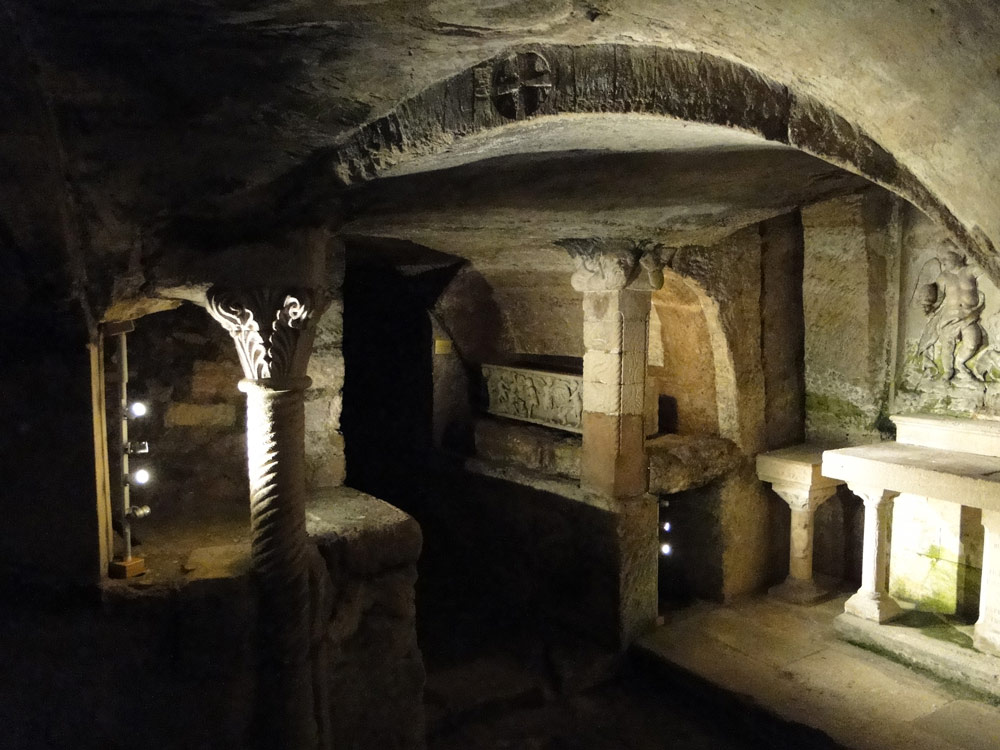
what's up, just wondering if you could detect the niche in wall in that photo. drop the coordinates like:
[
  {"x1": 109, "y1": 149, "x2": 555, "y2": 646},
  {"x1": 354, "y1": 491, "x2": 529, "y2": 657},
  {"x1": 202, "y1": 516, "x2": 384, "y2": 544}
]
[{"x1": 104, "y1": 305, "x2": 248, "y2": 577}]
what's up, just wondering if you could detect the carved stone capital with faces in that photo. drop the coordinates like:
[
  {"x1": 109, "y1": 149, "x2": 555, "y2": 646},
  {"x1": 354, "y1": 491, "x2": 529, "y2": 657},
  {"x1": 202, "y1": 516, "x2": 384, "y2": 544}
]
[
  {"x1": 558, "y1": 238, "x2": 670, "y2": 292},
  {"x1": 205, "y1": 287, "x2": 323, "y2": 382}
]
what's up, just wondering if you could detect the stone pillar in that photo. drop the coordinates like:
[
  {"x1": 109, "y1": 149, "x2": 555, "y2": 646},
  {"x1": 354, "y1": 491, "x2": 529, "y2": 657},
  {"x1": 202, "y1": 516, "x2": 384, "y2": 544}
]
[
  {"x1": 844, "y1": 485, "x2": 903, "y2": 623},
  {"x1": 207, "y1": 288, "x2": 325, "y2": 750},
  {"x1": 975, "y1": 509, "x2": 1000, "y2": 656},
  {"x1": 561, "y1": 238, "x2": 665, "y2": 645},
  {"x1": 768, "y1": 483, "x2": 837, "y2": 603}
]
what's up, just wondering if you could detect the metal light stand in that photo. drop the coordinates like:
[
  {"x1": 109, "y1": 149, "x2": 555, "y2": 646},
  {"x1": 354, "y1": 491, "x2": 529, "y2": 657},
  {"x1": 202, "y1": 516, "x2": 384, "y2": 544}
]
[{"x1": 107, "y1": 323, "x2": 152, "y2": 579}]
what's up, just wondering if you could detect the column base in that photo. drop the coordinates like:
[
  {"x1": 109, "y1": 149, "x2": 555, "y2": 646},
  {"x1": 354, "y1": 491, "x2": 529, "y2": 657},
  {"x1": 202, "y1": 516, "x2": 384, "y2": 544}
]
[
  {"x1": 974, "y1": 625, "x2": 1000, "y2": 657},
  {"x1": 616, "y1": 493, "x2": 659, "y2": 648},
  {"x1": 768, "y1": 576, "x2": 831, "y2": 605},
  {"x1": 108, "y1": 556, "x2": 146, "y2": 578},
  {"x1": 844, "y1": 589, "x2": 903, "y2": 623}
]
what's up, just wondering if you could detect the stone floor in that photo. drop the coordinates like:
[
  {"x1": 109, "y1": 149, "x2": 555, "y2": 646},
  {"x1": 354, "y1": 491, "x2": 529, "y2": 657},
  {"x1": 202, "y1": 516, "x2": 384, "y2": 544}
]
[
  {"x1": 418, "y1": 542, "x2": 845, "y2": 749},
  {"x1": 637, "y1": 594, "x2": 1000, "y2": 750}
]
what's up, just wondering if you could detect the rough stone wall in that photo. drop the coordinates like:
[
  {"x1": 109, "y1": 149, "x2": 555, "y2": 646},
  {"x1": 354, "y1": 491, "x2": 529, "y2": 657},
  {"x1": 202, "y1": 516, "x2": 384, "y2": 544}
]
[
  {"x1": 306, "y1": 244, "x2": 347, "y2": 488},
  {"x1": 648, "y1": 273, "x2": 719, "y2": 435},
  {"x1": 122, "y1": 305, "x2": 248, "y2": 536},
  {"x1": 489, "y1": 268, "x2": 582, "y2": 358},
  {"x1": 309, "y1": 489, "x2": 425, "y2": 750},
  {"x1": 802, "y1": 189, "x2": 901, "y2": 443},
  {"x1": 0, "y1": 12, "x2": 104, "y2": 585},
  {"x1": 801, "y1": 190, "x2": 901, "y2": 586},
  {"x1": 760, "y1": 212, "x2": 806, "y2": 449},
  {"x1": 428, "y1": 260, "x2": 582, "y2": 453},
  {"x1": 812, "y1": 485, "x2": 864, "y2": 586},
  {"x1": 673, "y1": 226, "x2": 766, "y2": 454}
]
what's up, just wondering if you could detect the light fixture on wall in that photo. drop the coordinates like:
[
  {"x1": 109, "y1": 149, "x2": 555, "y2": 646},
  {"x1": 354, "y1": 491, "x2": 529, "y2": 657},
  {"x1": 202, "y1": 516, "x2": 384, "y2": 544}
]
[
  {"x1": 106, "y1": 322, "x2": 153, "y2": 579},
  {"x1": 659, "y1": 508, "x2": 673, "y2": 557}
]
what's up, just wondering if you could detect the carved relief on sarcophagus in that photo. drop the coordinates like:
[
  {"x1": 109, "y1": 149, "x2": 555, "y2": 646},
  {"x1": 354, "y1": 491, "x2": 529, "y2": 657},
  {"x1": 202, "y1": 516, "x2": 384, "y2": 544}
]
[{"x1": 482, "y1": 364, "x2": 584, "y2": 433}]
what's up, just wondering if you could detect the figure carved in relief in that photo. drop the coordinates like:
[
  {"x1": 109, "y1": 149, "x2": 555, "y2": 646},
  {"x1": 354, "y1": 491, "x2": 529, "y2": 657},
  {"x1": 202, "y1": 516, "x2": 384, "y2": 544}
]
[{"x1": 915, "y1": 249, "x2": 986, "y2": 381}]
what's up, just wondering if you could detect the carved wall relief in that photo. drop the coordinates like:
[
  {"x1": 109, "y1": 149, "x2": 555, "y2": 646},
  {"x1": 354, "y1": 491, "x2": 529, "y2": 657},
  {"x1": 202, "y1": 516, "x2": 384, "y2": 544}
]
[
  {"x1": 897, "y1": 238, "x2": 1000, "y2": 416},
  {"x1": 483, "y1": 364, "x2": 583, "y2": 433},
  {"x1": 913, "y1": 250, "x2": 985, "y2": 382}
]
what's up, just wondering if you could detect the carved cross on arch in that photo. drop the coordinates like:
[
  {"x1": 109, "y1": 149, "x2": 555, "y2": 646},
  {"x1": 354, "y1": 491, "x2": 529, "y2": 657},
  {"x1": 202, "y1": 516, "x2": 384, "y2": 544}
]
[{"x1": 492, "y1": 51, "x2": 553, "y2": 120}]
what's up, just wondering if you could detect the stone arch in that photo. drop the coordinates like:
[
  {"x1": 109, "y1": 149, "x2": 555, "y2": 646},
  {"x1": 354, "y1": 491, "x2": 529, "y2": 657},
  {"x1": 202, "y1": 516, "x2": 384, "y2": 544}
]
[
  {"x1": 650, "y1": 266, "x2": 742, "y2": 447},
  {"x1": 331, "y1": 43, "x2": 995, "y2": 281}
]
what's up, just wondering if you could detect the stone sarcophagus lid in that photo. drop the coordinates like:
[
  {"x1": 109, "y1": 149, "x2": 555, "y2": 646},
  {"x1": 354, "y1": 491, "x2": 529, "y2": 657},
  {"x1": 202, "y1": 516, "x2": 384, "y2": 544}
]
[{"x1": 482, "y1": 362, "x2": 583, "y2": 433}]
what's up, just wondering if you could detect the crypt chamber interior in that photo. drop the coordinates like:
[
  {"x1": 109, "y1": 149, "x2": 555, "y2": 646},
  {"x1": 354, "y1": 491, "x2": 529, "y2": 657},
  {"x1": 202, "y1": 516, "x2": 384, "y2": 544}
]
[{"x1": 3, "y1": 3, "x2": 1000, "y2": 749}]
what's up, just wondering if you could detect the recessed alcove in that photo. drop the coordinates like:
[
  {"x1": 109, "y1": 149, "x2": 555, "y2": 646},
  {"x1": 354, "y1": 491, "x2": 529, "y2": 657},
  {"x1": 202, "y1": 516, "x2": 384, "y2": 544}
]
[{"x1": 102, "y1": 305, "x2": 250, "y2": 582}]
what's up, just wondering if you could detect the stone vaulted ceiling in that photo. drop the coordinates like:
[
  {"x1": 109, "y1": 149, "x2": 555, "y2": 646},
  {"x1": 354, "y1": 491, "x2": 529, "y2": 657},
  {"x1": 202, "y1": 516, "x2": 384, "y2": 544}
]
[{"x1": 1, "y1": 1, "x2": 998, "y2": 318}]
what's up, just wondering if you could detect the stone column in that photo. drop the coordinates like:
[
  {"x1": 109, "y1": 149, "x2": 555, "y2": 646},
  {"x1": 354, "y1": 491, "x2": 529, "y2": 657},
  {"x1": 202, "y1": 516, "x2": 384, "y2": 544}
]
[
  {"x1": 561, "y1": 238, "x2": 665, "y2": 645},
  {"x1": 844, "y1": 485, "x2": 903, "y2": 623},
  {"x1": 207, "y1": 288, "x2": 324, "y2": 750},
  {"x1": 767, "y1": 483, "x2": 838, "y2": 604},
  {"x1": 974, "y1": 509, "x2": 1000, "y2": 656}
]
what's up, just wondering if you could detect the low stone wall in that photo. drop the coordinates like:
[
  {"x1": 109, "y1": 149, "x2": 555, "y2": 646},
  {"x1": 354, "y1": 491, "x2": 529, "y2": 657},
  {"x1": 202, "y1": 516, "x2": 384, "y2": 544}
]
[
  {"x1": 473, "y1": 417, "x2": 741, "y2": 495},
  {"x1": 474, "y1": 417, "x2": 582, "y2": 478},
  {"x1": 307, "y1": 488, "x2": 426, "y2": 750},
  {"x1": 0, "y1": 488, "x2": 425, "y2": 750},
  {"x1": 470, "y1": 417, "x2": 775, "y2": 603}
]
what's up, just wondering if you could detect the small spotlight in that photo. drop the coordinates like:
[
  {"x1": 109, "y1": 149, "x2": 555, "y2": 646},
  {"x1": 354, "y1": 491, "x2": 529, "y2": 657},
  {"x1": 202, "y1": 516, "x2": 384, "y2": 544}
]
[
  {"x1": 129, "y1": 402, "x2": 148, "y2": 418},
  {"x1": 660, "y1": 543, "x2": 672, "y2": 556},
  {"x1": 133, "y1": 469, "x2": 151, "y2": 485},
  {"x1": 662, "y1": 521, "x2": 671, "y2": 532}
]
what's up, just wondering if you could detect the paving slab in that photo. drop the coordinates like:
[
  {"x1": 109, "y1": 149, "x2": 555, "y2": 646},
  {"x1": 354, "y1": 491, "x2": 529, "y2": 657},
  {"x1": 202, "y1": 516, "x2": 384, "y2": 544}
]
[{"x1": 637, "y1": 595, "x2": 1000, "y2": 750}]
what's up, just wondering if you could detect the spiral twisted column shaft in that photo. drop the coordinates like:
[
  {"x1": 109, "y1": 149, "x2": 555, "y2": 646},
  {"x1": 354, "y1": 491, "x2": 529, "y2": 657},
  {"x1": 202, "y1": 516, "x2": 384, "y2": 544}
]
[{"x1": 241, "y1": 377, "x2": 317, "y2": 750}]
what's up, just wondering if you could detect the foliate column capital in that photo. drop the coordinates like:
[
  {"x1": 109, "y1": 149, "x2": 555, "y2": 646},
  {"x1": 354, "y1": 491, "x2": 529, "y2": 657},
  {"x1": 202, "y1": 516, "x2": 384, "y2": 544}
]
[
  {"x1": 557, "y1": 238, "x2": 673, "y2": 292},
  {"x1": 847, "y1": 484, "x2": 899, "y2": 507},
  {"x1": 769, "y1": 481, "x2": 837, "y2": 512},
  {"x1": 205, "y1": 287, "x2": 326, "y2": 383}
]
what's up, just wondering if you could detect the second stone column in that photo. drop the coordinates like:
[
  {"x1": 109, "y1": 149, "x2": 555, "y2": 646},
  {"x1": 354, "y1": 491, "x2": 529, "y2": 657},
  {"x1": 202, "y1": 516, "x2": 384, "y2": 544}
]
[
  {"x1": 207, "y1": 287, "x2": 325, "y2": 750},
  {"x1": 562, "y1": 239, "x2": 664, "y2": 645}
]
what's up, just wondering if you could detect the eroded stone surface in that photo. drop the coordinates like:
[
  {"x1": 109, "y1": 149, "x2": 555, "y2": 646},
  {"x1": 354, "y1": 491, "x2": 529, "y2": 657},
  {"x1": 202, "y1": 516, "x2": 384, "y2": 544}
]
[
  {"x1": 308, "y1": 487, "x2": 423, "y2": 578},
  {"x1": 647, "y1": 434, "x2": 740, "y2": 495}
]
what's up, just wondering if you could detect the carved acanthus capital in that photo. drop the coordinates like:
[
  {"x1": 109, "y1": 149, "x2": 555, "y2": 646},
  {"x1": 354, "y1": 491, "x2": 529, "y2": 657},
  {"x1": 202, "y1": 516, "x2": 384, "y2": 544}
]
[
  {"x1": 206, "y1": 287, "x2": 323, "y2": 382},
  {"x1": 558, "y1": 238, "x2": 671, "y2": 292}
]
